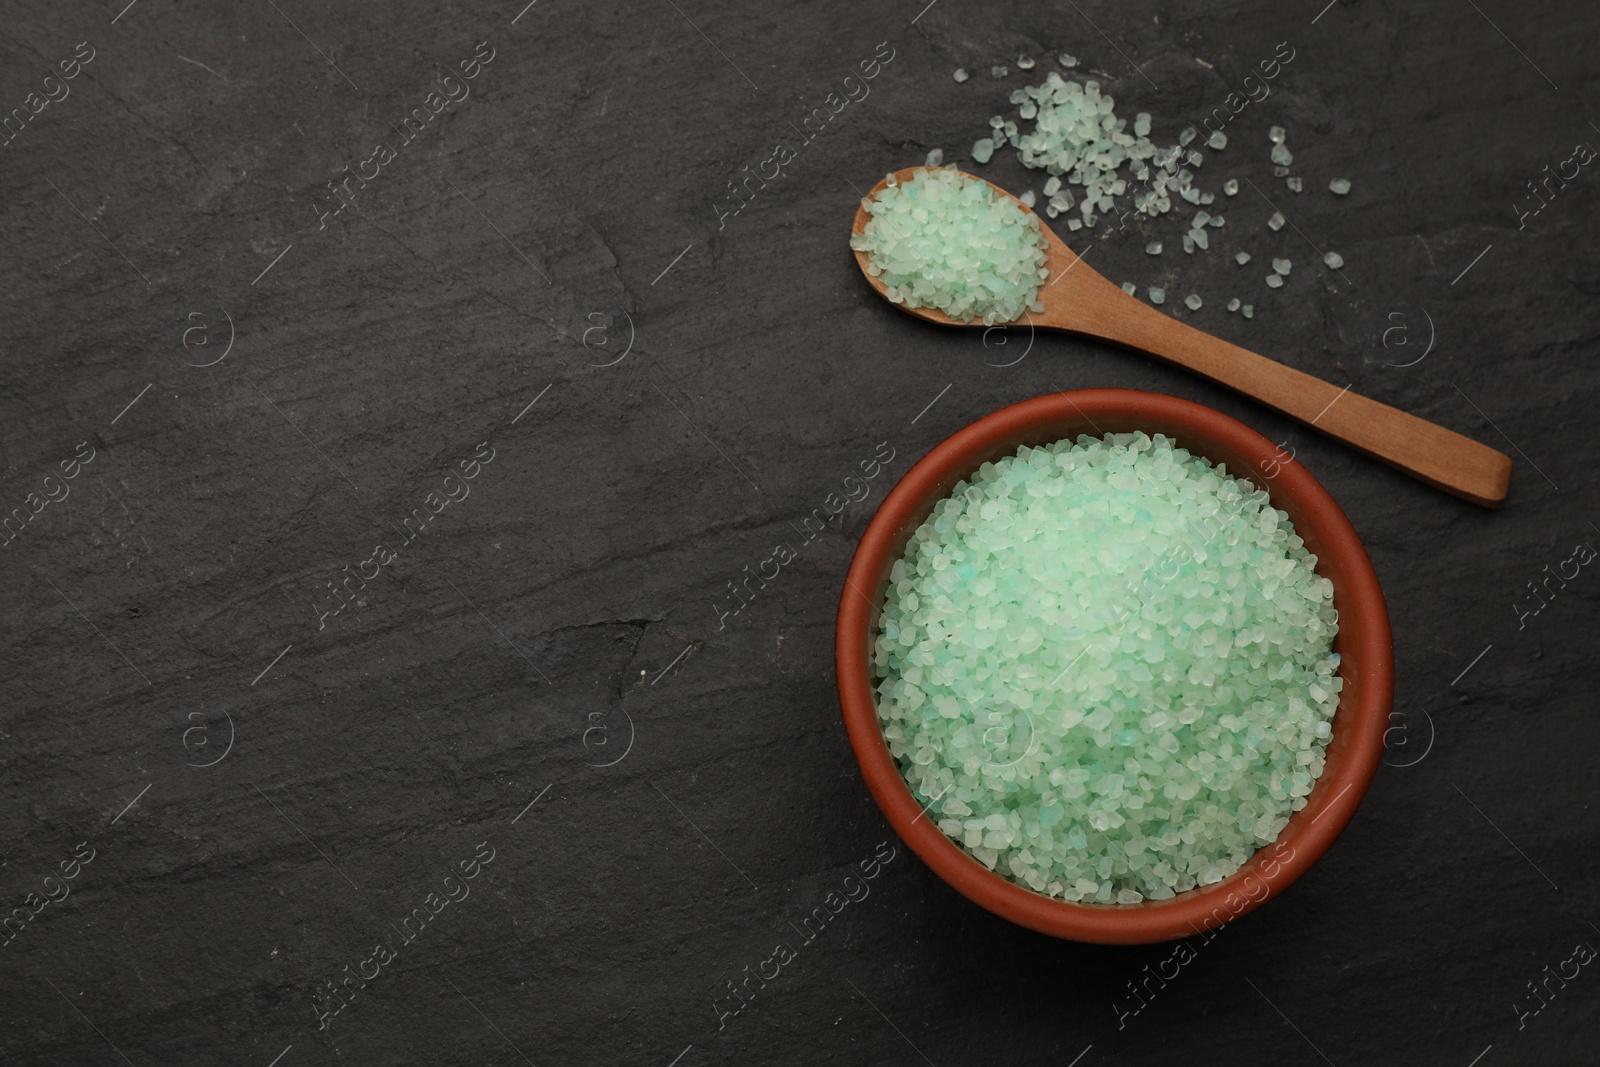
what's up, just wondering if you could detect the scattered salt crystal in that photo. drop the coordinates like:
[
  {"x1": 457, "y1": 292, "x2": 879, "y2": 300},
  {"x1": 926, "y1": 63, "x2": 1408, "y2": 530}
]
[
  {"x1": 1122, "y1": 282, "x2": 1137, "y2": 295},
  {"x1": 1135, "y1": 112, "x2": 1151, "y2": 137},
  {"x1": 1324, "y1": 251, "x2": 1344, "y2": 268},
  {"x1": 1208, "y1": 131, "x2": 1227, "y2": 150},
  {"x1": 1272, "y1": 257, "x2": 1292, "y2": 275},
  {"x1": 1266, "y1": 273, "x2": 1283, "y2": 288},
  {"x1": 1223, "y1": 178, "x2": 1239, "y2": 196},
  {"x1": 991, "y1": 65, "x2": 1009, "y2": 78},
  {"x1": 1149, "y1": 287, "x2": 1166, "y2": 304},
  {"x1": 1242, "y1": 304, "x2": 1254, "y2": 318},
  {"x1": 1019, "y1": 189, "x2": 1036, "y2": 208},
  {"x1": 971, "y1": 138, "x2": 995, "y2": 164},
  {"x1": 1017, "y1": 55, "x2": 1036, "y2": 70},
  {"x1": 1286, "y1": 176, "x2": 1303, "y2": 193},
  {"x1": 1329, "y1": 178, "x2": 1351, "y2": 195},
  {"x1": 1267, "y1": 211, "x2": 1285, "y2": 231},
  {"x1": 1058, "y1": 52, "x2": 1078, "y2": 67},
  {"x1": 925, "y1": 147, "x2": 944, "y2": 166},
  {"x1": 1227, "y1": 297, "x2": 1241, "y2": 311},
  {"x1": 1269, "y1": 125, "x2": 1287, "y2": 143},
  {"x1": 1191, "y1": 228, "x2": 1209, "y2": 250},
  {"x1": 1270, "y1": 143, "x2": 1293, "y2": 167},
  {"x1": 1184, "y1": 293, "x2": 1202, "y2": 310},
  {"x1": 1146, "y1": 240, "x2": 1163, "y2": 255},
  {"x1": 1235, "y1": 251, "x2": 1251, "y2": 265},
  {"x1": 953, "y1": 68, "x2": 969, "y2": 83}
]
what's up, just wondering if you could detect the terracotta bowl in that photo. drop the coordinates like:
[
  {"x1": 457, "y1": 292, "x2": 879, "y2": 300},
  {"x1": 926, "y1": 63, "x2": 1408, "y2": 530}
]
[{"x1": 835, "y1": 389, "x2": 1392, "y2": 944}]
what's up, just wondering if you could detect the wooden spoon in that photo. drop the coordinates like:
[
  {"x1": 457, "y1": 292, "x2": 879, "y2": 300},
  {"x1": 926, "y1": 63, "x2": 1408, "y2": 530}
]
[{"x1": 851, "y1": 166, "x2": 1512, "y2": 509}]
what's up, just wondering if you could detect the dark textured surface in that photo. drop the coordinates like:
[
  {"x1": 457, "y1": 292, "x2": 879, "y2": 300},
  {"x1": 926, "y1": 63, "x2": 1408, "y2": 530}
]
[{"x1": 2, "y1": 1, "x2": 1597, "y2": 1064}]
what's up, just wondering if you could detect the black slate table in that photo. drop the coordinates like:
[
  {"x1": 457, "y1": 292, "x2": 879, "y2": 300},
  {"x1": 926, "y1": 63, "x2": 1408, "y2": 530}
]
[{"x1": 2, "y1": 1, "x2": 1597, "y2": 1064}]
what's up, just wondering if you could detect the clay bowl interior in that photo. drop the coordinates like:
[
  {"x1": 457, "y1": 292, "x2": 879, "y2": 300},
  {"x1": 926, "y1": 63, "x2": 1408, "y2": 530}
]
[{"x1": 836, "y1": 389, "x2": 1393, "y2": 945}]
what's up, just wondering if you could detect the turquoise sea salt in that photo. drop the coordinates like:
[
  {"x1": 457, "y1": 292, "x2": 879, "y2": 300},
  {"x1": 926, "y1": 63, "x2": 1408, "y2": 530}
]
[
  {"x1": 851, "y1": 167, "x2": 1049, "y2": 325},
  {"x1": 977, "y1": 73, "x2": 1197, "y2": 228},
  {"x1": 874, "y1": 433, "x2": 1341, "y2": 902}
]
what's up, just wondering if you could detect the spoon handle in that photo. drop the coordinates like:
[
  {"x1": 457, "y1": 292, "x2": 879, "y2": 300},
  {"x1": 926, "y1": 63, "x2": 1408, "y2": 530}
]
[{"x1": 1059, "y1": 295, "x2": 1513, "y2": 507}]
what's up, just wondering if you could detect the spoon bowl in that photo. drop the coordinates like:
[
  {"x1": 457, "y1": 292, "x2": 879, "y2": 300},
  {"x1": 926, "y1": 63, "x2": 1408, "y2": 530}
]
[{"x1": 851, "y1": 166, "x2": 1513, "y2": 508}]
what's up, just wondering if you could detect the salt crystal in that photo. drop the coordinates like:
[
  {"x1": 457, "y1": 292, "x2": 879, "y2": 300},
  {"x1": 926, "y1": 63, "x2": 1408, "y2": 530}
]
[
  {"x1": 852, "y1": 167, "x2": 1047, "y2": 324},
  {"x1": 876, "y1": 434, "x2": 1340, "y2": 902}
]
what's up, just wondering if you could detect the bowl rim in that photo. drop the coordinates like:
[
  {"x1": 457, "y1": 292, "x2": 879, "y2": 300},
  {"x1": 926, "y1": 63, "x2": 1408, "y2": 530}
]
[{"x1": 835, "y1": 388, "x2": 1393, "y2": 945}]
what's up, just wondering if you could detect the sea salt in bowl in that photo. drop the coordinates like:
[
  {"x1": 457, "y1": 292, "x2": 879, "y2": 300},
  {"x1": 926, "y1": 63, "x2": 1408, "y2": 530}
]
[{"x1": 836, "y1": 390, "x2": 1392, "y2": 944}]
